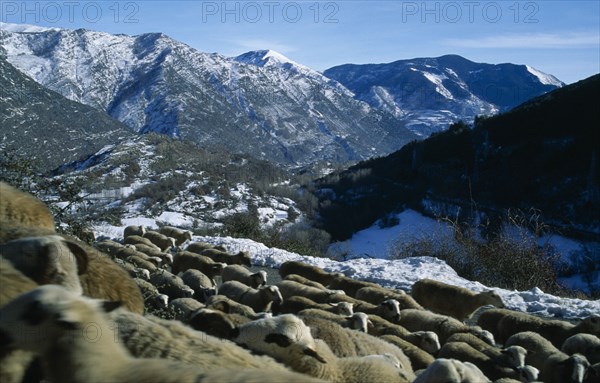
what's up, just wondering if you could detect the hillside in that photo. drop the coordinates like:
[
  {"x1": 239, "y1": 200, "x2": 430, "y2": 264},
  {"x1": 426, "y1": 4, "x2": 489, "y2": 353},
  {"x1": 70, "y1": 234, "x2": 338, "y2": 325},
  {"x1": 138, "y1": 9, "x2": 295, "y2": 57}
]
[
  {"x1": 324, "y1": 54, "x2": 563, "y2": 136},
  {"x1": 0, "y1": 56, "x2": 134, "y2": 171},
  {"x1": 315, "y1": 74, "x2": 600, "y2": 241}
]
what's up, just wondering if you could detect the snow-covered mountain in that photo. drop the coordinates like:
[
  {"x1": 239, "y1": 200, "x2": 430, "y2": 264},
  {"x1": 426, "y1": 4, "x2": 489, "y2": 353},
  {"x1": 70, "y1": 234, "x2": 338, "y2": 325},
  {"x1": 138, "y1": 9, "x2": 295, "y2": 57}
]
[
  {"x1": 0, "y1": 24, "x2": 416, "y2": 168},
  {"x1": 324, "y1": 55, "x2": 564, "y2": 136},
  {"x1": 0, "y1": 56, "x2": 134, "y2": 171}
]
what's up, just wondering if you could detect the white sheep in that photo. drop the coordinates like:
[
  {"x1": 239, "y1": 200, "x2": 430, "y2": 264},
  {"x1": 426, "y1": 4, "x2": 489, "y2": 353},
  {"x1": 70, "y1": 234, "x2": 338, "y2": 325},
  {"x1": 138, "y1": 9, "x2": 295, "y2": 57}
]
[
  {"x1": 355, "y1": 285, "x2": 424, "y2": 310},
  {"x1": 171, "y1": 250, "x2": 225, "y2": 279},
  {"x1": 186, "y1": 241, "x2": 216, "y2": 254},
  {"x1": 398, "y1": 308, "x2": 492, "y2": 344},
  {"x1": 123, "y1": 224, "x2": 147, "y2": 238},
  {"x1": 0, "y1": 182, "x2": 55, "y2": 231},
  {"x1": 562, "y1": 333, "x2": 600, "y2": 364},
  {"x1": 275, "y1": 295, "x2": 354, "y2": 317},
  {"x1": 368, "y1": 313, "x2": 441, "y2": 354},
  {"x1": 411, "y1": 278, "x2": 505, "y2": 321},
  {"x1": 113, "y1": 258, "x2": 151, "y2": 280},
  {"x1": 354, "y1": 298, "x2": 401, "y2": 323},
  {"x1": 413, "y1": 358, "x2": 491, "y2": 383},
  {"x1": 150, "y1": 270, "x2": 194, "y2": 299},
  {"x1": 278, "y1": 260, "x2": 343, "y2": 286},
  {"x1": 276, "y1": 279, "x2": 345, "y2": 304},
  {"x1": 438, "y1": 341, "x2": 527, "y2": 381},
  {"x1": 478, "y1": 308, "x2": 600, "y2": 347},
  {"x1": 446, "y1": 333, "x2": 526, "y2": 368},
  {"x1": 126, "y1": 255, "x2": 158, "y2": 272},
  {"x1": 158, "y1": 226, "x2": 193, "y2": 246},
  {"x1": 233, "y1": 314, "x2": 413, "y2": 382},
  {"x1": 94, "y1": 239, "x2": 128, "y2": 256},
  {"x1": 298, "y1": 308, "x2": 372, "y2": 332},
  {"x1": 179, "y1": 269, "x2": 217, "y2": 302},
  {"x1": 222, "y1": 264, "x2": 267, "y2": 288},
  {"x1": 218, "y1": 280, "x2": 283, "y2": 313},
  {"x1": 124, "y1": 235, "x2": 161, "y2": 251},
  {"x1": 0, "y1": 285, "x2": 324, "y2": 383},
  {"x1": 143, "y1": 230, "x2": 177, "y2": 252},
  {"x1": 284, "y1": 273, "x2": 330, "y2": 290},
  {"x1": 128, "y1": 242, "x2": 173, "y2": 264},
  {"x1": 379, "y1": 334, "x2": 435, "y2": 370},
  {"x1": 0, "y1": 235, "x2": 88, "y2": 295},
  {"x1": 0, "y1": 256, "x2": 38, "y2": 383},
  {"x1": 188, "y1": 308, "x2": 251, "y2": 339},
  {"x1": 206, "y1": 295, "x2": 266, "y2": 319},
  {"x1": 506, "y1": 331, "x2": 591, "y2": 383},
  {"x1": 169, "y1": 297, "x2": 206, "y2": 321},
  {"x1": 200, "y1": 248, "x2": 252, "y2": 266},
  {"x1": 327, "y1": 274, "x2": 383, "y2": 297}
]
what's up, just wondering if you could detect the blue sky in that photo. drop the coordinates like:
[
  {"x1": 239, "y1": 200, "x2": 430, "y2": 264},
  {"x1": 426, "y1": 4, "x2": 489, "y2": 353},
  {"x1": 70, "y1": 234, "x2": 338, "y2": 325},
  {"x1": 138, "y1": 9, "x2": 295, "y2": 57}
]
[{"x1": 1, "y1": 1, "x2": 598, "y2": 83}]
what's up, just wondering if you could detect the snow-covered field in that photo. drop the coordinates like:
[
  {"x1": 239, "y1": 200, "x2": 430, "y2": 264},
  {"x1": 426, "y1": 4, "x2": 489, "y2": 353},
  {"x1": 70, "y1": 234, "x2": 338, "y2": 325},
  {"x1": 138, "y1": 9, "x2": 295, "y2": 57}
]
[{"x1": 95, "y1": 213, "x2": 600, "y2": 320}]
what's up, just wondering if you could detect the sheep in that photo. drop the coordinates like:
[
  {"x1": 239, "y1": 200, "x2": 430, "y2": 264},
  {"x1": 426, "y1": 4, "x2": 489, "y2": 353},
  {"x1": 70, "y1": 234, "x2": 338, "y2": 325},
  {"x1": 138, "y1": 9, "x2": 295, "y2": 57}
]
[
  {"x1": 123, "y1": 235, "x2": 161, "y2": 251},
  {"x1": 328, "y1": 274, "x2": 384, "y2": 297},
  {"x1": 398, "y1": 308, "x2": 492, "y2": 344},
  {"x1": 179, "y1": 269, "x2": 217, "y2": 302},
  {"x1": 114, "y1": 245, "x2": 162, "y2": 266},
  {"x1": 379, "y1": 334, "x2": 435, "y2": 370},
  {"x1": 218, "y1": 280, "x2": 283, "y2": 313},
  {"x1": 94, "y1": 239, "x2": 129, "y2": 256},
  {"x1": 123, "y1": 224, "x2": 146, "y2": 238},
  {"x1": 274, "y1": 295, "x2": 354, "y2": 316},
  {"x1": 0, "y1": 285, "x2": 324, "y2": 383},
  {"x1": 288, "y1": 339, "x2": 414, "y2": 383},
  {"x1": 411, "y1": 279, "x2": 505, "y2": 321},
  {"x1": 159, "y1": 226, "x2": 193, "y2": 246},
  {"x1": 278, "y1": 260, "x2": 344, "y2": 286},
  {"x1": 478, "y1": 308, "x2": 600, "y2": 347},
  {"x1": 276, "y1": 279, "x2": 346, "y2": 304},
  {"x1": 354, "y1": 298, "x2": 401, "y2": 323},
  {"x1": 413, "y1": 358, "x2": 491, "y2": 383},
  {"x1": 438, "y1": 341, "x2": 527, "y2": 381},
  {"x1": 284, "y1": 273, "x2": 331, "y2": 289},
  {"x1": 0, "y1": 182, "x2": 55, "y2": 231},
  {"x1": 0, "y1": 227, "x2": 144, "y2": 314},
  {"x1": 169, "y1": 297, "x2": 206, "y2": 321},
  {"x1": 188, "y1": 308, "x2": 251, "y2": 338},
  {"x1": 562, "y1": 333, "x2": 600, "y2": 364},
  {"x1": 143, "y1": 230, "x2": 177, "y2": 252},
  {"x1": 128, "y1": 243, "x2": 173, "y2": 264},
  {"x1": 506, "y1": 331, "x2": 591, "y2": 383},
  {"x1": 516, "y1": 365, "x2": 541, "y2": 382},
  {"x1": 233, "y1": 314, "x2": 414, "y2": 382},
  {"x1": 200, "y1": 248, "x2": 252, "y2": 266},
  {"x1": 206, "y1": 295, "x2": 265, "y2": 319},
  {"x1": 0, "y1": 256, "x2": 38, "y2": 383},
  {"x1": 222, "y1": 264, "x2": 267, "y2": 288},
  {"x1": 171, "y1": 250, "x2": 225, "y2": 279},
  {"x1": 113, "y1": 258, "x2": 151, "y2": 280},
  {"x1": 367, "y1": 313, "x2": 441, "y2": 354},
  {"x1": 355, "y1": 286, "x2": 424, "y2": 310},
  {"x1": 0, "y1": 235, "x2": 88, "y2": 294},
  {"x1": 126, "y1": 255, "x2": 158, "y2": 272},
  {"x1": 446, "y1": 333, "x2": 527, "y2": 368},
  {"x1": 150, "y1": 270, "x2": 194, "y2": 299},
  {"x1": 134, "y1": 277, "x2": 169, "y2": 309},
  {"x1": 298, "y1": 308, "x2": 372, "y2": 332},
  {"x1": 186, "y1": 241, "x2": 216, "y2": 254}
]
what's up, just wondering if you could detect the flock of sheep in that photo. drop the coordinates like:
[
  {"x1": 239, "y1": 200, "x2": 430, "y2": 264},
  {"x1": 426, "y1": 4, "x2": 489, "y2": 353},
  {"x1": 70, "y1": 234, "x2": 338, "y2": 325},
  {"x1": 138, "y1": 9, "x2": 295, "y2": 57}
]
[{"x1": 0, "y1": 181, "x2": 599, "y2": 383}]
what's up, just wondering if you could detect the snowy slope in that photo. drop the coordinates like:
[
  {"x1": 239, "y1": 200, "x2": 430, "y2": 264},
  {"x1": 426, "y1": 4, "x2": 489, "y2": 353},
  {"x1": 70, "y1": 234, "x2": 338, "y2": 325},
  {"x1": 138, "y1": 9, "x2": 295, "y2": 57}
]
[
  {"x1": 93, "y1": 217, "x2": 599, "y2": 320},
  {"x1": 325, "y1": 55, "x2": 564, "y2": 136},
  {"x1": 0, "y1": 23, "x2": 415, "y2": 168}
]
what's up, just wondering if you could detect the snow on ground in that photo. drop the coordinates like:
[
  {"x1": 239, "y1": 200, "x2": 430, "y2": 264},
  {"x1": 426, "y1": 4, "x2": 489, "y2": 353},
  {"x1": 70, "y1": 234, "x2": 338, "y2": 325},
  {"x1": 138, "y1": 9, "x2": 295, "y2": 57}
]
[{"x1": 94, "y1": 214, "x2": 599, "y2": 320}]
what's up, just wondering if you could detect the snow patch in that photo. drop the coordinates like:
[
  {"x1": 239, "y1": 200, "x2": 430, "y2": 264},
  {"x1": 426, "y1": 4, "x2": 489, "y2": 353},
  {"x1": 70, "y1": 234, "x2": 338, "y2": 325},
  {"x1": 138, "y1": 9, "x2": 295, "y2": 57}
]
[{"x1": 526, "y1": 65, "x2": 564, "y2": 87}]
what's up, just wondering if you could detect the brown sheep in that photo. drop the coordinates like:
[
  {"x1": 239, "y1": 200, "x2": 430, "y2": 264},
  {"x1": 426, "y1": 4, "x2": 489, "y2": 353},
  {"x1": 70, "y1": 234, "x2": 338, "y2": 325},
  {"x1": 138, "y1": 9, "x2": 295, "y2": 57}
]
[
  {"x1": 411, "y1": 279, "x2": 505, "y2": 321},
  {"x1": 159, "y1": 226, "x2": 193, "y2": 246},
  {"x1": 200, "y1": 248, "x2": 252, "y2": 266},
  {"x1": 0, "y1": 182, "x2": 55, "y2": 231},
  {"x1": 171, "y1": 251, "x2": 225, "y2": 279},
  {"x1": 278, "y1": 261, "x2": 343, "y2": 286},
  {"x1": 355, "y1": 286, "x2": 424, "y2": 310}
]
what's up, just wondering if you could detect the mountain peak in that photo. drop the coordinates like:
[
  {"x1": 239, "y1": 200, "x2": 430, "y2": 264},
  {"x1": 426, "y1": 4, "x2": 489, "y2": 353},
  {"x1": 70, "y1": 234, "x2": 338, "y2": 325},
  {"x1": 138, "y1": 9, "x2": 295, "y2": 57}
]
[
  {"x1": 234, "y1": 49, "x2": 301, "y2": 68},
  {"x1": 0, "y1": 22, "x2": 59, "y2": 33}
]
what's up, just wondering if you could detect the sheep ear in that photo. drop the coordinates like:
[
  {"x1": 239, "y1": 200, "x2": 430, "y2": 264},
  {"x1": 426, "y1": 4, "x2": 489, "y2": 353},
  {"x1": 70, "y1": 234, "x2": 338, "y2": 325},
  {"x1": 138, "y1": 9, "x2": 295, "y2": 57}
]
[
  {"x1": 264, "y1": 333, "x2": 293, "y2": 347},
  {"x1": 101, "y1": 301, "x2": 122, "y2": 313},
  {"x1": 63, "y1": 240, "x2": 89, "y2": 275},
  {"x1": 328, "y1": 303, "x2": 339, "y2": 307}
]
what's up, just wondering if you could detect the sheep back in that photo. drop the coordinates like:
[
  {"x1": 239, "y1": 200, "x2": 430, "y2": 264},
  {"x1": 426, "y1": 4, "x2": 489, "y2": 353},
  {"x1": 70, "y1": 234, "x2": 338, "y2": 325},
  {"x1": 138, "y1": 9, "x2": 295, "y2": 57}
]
[{"x1": 0, "y1": 182, "x2": 55, "y2": 231}]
